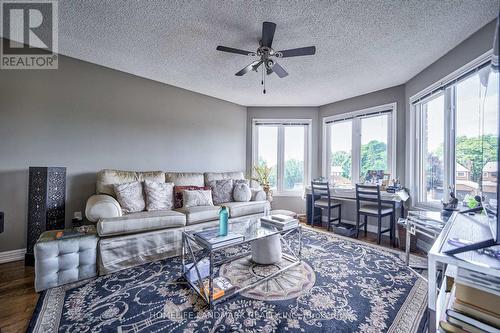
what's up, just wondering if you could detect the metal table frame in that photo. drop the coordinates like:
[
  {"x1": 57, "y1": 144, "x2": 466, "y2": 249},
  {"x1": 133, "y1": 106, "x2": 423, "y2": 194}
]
[
  {"x1": 398, "y1": 213, "x2": 446, "y2": 270},
  {"x1": 181, "y1": 225, "x2": 302, "y2": 308}
]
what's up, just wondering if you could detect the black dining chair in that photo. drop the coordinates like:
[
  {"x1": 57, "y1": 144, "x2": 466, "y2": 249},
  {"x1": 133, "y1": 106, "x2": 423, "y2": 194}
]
[
  {"x1": 355, "y1": 184, "x2": 395, "y2": 245},
  {"x1": 311, "y1": 180, "x2": 341, "y2": 231}
]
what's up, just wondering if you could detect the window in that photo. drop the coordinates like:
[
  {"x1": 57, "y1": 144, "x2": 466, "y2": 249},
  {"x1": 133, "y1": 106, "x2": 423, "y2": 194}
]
[
  {"x1": 411, "y1": 56, "x2": 499, "y2": 208},
  {"x1": 252, "y1": 119, "x2": 311, "y2": 195},
  {"x1": 418, "y1": 94, "x2": 445, "y2": 203},
  {"x1": 328, "y1": 121, "x2": 352, "y2": 186},
  {"x1": 323, "y1": 104, "x2": 397, "y2": 185},
  {"x1": 256, "y1": 126, "x2": 278, "y2": 189}
]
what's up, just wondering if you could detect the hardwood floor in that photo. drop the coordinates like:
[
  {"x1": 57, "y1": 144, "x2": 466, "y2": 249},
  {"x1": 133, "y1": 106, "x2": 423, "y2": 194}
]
[
  {"x1": 0, "y1": 261, "x2": 37, "y2": 333},
  {"x1": 0, "y1": 228, "x2": 409, "y2": 332}
]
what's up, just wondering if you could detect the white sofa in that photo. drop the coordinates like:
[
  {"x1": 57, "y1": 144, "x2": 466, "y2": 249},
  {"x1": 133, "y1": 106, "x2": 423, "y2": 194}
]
[{"x1": 85, "y1": 169, "x2": 268, "y2": 275}]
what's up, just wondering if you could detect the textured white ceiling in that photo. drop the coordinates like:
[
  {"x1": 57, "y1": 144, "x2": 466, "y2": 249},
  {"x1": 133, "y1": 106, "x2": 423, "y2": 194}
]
[{"x1": 53, "y1": 1, "x2": 500, "y2": 106}]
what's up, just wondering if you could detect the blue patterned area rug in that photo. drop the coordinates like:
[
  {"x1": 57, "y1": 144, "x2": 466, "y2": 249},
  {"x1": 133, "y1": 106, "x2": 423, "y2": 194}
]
[{"x1": 28, "y1": 228, "x2": 427, "y2": 332}]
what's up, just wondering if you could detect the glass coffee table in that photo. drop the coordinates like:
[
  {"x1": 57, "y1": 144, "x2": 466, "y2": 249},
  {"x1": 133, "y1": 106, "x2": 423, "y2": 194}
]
[{"x1": 181, "y1": 218, "x2": 302, "y2": 307}]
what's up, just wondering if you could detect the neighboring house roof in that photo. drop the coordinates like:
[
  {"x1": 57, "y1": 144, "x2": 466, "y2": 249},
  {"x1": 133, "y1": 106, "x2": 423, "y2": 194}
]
[
  {"x1": 483, "y1": 161, "x2": 498, "y2": 172},
  {"x1": 456, "y1": 163, "x2": 469, "y2": 172}
]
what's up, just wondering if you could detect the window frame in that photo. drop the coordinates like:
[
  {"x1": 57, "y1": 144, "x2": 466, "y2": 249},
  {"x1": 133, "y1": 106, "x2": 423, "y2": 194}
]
[
  {"x1": 251, "y1": 119, "x2": 312, "y2": 197},
  {"x1": 322, "y1": 103, "x2": 397, "y2": 185},
  {"x1": 408, "y1": 51, "x2": 494, "y2": 209}
]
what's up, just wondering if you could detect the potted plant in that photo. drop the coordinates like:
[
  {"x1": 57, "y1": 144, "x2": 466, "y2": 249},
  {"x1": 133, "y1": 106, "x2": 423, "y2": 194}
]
[{"x1": 252, "y1": 164, "x2": 273, "y2": 203}]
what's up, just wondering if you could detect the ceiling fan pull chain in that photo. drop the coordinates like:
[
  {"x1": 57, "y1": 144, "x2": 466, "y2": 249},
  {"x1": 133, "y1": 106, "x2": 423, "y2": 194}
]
[{"x1": 263, "y1": 69, "x2": 266, "y2": 94}]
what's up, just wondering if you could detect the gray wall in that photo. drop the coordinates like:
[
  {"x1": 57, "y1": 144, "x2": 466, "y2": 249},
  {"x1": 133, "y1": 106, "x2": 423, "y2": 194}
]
[
  {"x1": 246, "y1": 107, "x2": 320, "y2": 213},
  {"x1": 0, "y1": 54, "x2": 247, "y2": 252},
  {"x1": 405, "y1": 20, "x2": 497, "y2": 104}
]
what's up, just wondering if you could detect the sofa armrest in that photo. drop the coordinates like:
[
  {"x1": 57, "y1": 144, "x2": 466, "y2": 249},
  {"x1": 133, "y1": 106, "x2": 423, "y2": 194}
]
[
  {"x1": 251, "y1": 188, "x2": 267, "y2": 202},
  {"x1": 85, "y1": 194, "x2": 122, "y2": 223}
]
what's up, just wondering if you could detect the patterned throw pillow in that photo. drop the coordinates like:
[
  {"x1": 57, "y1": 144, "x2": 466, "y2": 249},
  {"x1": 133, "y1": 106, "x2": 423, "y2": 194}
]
[
  {"x1": 113, "y1": 181, "x2": 146, "y2": 214},
  {"x1": 209, "y1": 179, "x2": 234, "y2": 205},
  {"x1": 174, "y1": 186, "x2": 209, "y2": 209},
  {"x1": 233, "y1": 182, "x2": 251, "y2": 202},
  {"x1": 183, "y1": 190, "x2": 214, "y2": 208},
  {"x1": 233, "y1": 179, "x2": 249, "y2": 186},
  {"x1": 143, "y1": 180, "x2": 174, "y2": 211}
]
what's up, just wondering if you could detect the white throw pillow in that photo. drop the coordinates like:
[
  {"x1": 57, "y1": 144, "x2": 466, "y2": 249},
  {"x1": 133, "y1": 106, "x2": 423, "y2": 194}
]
[
  {"x1": 233, "y1": 183, "x2": 251, "y2": 202},
  {"x1": 183, "y1": 190, "x2": 214, "y2": 208},
  {"x1": 143, "y1": 180, "x2": 174, "y2": 211},
  {"x1": 251, "y1": 188, "x2": 267, "y2": 201},
  {"x1": 113, "y1": 181, "x2": 146, "y2": 213}
]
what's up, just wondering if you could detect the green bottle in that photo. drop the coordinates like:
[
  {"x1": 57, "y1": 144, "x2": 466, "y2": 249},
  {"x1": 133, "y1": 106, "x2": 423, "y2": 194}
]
[{"x1": 219, "y1": 206, "x2": 229, "y2": 236}]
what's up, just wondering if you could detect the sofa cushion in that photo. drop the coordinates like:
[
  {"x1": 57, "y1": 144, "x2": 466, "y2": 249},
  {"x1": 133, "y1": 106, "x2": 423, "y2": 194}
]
[
  {"x1": 97, "y1": 210, "x2": 186, "y2": 237},
  {"x1": 113, "y1": 181, "x2": 146, "y2": 214},
  {"x1": 204, "y1": 171, "x2": 245, "y2": 186},
  {"x1": 209, "y1": 178, "x2": 233, "y2": 204},
  {"x1": 175, "y1": 206, "x2": 220, "y2": 225},
  {"x1": 96, "y1": 169, "x2": 165, "y2": 196},
  {"x1": 224, "y1": 201, "x2": 268, "y2": 218},
  {"x1": 165, "y1": 172, "x2": 204, "y2": 186},
  {"x1": 144, "y1": 180, "x2": 174, "y2": 211}
]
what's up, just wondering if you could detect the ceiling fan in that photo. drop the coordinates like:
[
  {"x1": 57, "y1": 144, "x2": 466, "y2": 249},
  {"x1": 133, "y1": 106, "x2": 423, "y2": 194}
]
[{"x1": 216, "y1": 21, "x2": 316, "y2": 94}]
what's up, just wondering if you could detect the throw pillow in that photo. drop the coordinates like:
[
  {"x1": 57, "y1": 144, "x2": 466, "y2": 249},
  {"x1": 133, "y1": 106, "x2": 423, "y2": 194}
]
[
  {"x1": 174, "y1": 185, "x2": 209, "y2": 209},
  {"x1": 233, "y1": 182, "x2": 251, "y2": 202},
  {"x1": 113, "y1": 181, "x2": 146, "y2": 214},
  {"x1": 143, "y1": 180, "x2": 174, "y2": 211},
  {"x1": 233, "y1": 178, "x2": 249, "y2": 186},
  {"x1": 183, "y1": 189, "x2": 214, "y2": 208},
  {"x1": 210, "y1": 179, "x2": 234, "y2": 205},
  {"x1": 251, "y1": 188, "x2": 267, "y2": 201}
]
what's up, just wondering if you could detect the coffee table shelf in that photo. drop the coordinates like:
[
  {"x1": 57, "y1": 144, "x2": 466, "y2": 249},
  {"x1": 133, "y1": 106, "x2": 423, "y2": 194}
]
[{"x1": 181, "y1": 218, "x2": 302, "y2": 307}]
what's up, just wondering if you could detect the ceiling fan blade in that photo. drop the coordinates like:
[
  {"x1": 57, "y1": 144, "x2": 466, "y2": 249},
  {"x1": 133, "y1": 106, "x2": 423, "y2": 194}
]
[
  {"x1": 235, "y1": 60, "x2": 262, "y2": 76},
  {"x1": 277, "y1": 46, "x2": 316, "y2": 58},
  {"x1": 271, "y1": 61, "x2": 288, "y2": 78},
  {"x1": 261, "y1": 21, "x2": 276, "y2": 47},
  {"x1": 216, "y1": 45, "x2": 254, "y2": 56}
]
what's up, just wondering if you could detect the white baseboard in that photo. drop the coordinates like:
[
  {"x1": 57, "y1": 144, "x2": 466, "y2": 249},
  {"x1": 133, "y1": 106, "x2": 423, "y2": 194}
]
[{"x1": 0, "y1": 248, "x2": 26, "y2": 264}]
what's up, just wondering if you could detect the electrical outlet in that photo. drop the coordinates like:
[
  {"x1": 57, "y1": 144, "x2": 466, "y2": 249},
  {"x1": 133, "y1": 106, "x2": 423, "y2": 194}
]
[{"x1": 74, "y1": 211, "x2": 82, "y2": 221}]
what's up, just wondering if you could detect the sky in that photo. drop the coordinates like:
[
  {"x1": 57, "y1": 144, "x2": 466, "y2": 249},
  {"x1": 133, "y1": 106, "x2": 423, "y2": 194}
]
[{"x1": 257, "y1": 125, "x2": 305, "y2": 167}]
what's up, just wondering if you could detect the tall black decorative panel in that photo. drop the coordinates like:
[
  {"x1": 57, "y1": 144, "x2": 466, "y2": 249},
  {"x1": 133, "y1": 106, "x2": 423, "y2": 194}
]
[{"x1": 26, "y1": 167, "x2": 66, "y2": 265}]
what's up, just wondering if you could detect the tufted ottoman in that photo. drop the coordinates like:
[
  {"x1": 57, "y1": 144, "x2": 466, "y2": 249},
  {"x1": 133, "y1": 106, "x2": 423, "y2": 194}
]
[{"x1": 34, "y1": 228, "x2": 98, "y2": 292}]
